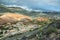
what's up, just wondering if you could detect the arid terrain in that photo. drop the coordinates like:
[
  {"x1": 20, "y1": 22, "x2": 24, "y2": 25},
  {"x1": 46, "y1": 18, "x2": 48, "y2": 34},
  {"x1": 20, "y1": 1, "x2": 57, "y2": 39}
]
[{"x1": 0, "y1": 5, "x2": 60, "y2": 40}]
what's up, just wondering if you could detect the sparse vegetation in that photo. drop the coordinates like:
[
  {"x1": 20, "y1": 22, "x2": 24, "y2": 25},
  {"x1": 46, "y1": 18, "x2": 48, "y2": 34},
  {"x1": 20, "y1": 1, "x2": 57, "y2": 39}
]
[
  {"x1": 0, "y1": 4, "x2": 14, "y2": 13},
  {"x1": 0, "y1": 5, "x2": 60, "y2": 40}
]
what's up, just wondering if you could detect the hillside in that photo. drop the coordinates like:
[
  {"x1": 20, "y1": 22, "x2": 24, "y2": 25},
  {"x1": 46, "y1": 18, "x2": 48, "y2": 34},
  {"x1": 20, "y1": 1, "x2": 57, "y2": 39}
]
[
  {"x1": 0, "y1": 5, "x2": 13, "y2": 13},
  {"x1": 0, "y1": 5, "x2": 60, "y2": 18},
  {"x1": 0, "y1": 5, "x2": 60, "y2": 40},
  {"x1": 6, "y1": 7, "x2": 60, "y2": 18}
]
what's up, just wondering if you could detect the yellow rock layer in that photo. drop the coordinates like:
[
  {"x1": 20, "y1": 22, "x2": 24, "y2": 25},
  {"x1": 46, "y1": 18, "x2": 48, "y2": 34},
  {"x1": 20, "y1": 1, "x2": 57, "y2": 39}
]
[{"x1": 0, "y1": 13, "x2": 32, "y2": 24}]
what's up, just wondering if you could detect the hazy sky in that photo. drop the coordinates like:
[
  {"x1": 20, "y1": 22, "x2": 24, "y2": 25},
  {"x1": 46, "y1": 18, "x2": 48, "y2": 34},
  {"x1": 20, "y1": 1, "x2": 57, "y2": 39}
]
[{"x1": 0, "y1": 0, "x2": 60, "y2": 11}]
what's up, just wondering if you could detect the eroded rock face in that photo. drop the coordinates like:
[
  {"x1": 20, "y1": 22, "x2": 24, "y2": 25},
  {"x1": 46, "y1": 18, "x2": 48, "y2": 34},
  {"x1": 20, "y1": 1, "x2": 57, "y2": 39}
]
[
  {"x1": 20, "y1": 18, "x2": 32, "y2": 23},
  {"x1": 0, "y1": 13, "x2": 32, "y2": 25},
  {"x1": 35, "y1": 17, "x2": 49, "y2": 22},
  {"x1": 0, "y1": 16, "x2": 17, "y2": 25}
]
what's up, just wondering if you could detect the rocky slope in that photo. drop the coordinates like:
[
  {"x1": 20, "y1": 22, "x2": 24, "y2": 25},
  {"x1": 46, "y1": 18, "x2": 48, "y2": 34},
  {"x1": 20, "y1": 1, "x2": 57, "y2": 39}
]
[{"x1": 0, "y1": 13, "x2": 32, "y2": 25}]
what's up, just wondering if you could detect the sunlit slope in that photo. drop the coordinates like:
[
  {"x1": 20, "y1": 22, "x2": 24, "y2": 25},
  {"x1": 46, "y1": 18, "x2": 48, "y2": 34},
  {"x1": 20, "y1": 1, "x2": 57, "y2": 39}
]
[{"x1": 0, "y1": 13, "x2": 32, "y2": 24}]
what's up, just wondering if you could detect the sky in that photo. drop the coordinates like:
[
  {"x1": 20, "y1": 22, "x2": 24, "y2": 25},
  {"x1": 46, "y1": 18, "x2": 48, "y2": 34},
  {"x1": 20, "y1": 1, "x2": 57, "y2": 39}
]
[{"x1": 0, "y1": 0, "x2": 60, "y2": 11}]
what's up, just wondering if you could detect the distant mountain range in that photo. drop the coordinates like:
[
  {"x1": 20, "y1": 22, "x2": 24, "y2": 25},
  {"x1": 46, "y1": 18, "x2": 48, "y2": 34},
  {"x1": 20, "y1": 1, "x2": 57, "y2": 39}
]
[
  {"x1": 0, "y1": 4, "x2": 60, "y2": 18},
  {"x1": 5, "y1": 5, "x2": 60, "y2": 12}
]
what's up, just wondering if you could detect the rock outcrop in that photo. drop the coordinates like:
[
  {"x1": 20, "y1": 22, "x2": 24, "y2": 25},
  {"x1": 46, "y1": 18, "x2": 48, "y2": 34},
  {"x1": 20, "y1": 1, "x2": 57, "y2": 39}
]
[
  {"x1": 0, "y1": 13, "x2": 32, "y2": 25},
  {"x1": 35, "y1": 17, "x2": 49, "y2": 22}
]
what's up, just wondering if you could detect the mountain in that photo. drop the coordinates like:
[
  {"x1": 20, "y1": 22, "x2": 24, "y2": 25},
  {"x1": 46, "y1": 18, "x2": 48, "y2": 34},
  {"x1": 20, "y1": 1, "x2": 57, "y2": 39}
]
[
  {"x1": 6, "y1": 6, "x2": 48, "y2": 17},
  {"x1": 0, "y1": 4, "x2": 13, "y2": 12},
  {"x1": 0, "y1": 13, "x2": 32, "y2": 25},
  {"x1": 0, "y1": 4, "x2": 60, "y2": 19}
]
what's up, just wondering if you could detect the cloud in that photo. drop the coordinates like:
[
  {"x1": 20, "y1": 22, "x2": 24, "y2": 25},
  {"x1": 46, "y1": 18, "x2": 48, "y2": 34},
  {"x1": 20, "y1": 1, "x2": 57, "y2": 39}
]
[
  {"x1": 1, "y1": 0, "x2": 60, "y2": 11},
  {"x1": 1, "y1": 0, "x2": 60, "y2": 6},
  {"x1": 30, "y1": 0, "x2": 60, "y2": 11},
  {"x1": 32, "y1": 0, "x2": 60, "y2": 6},
  {"x1": 5, "y1": 5, "x2": 33, "y2": 11}
]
